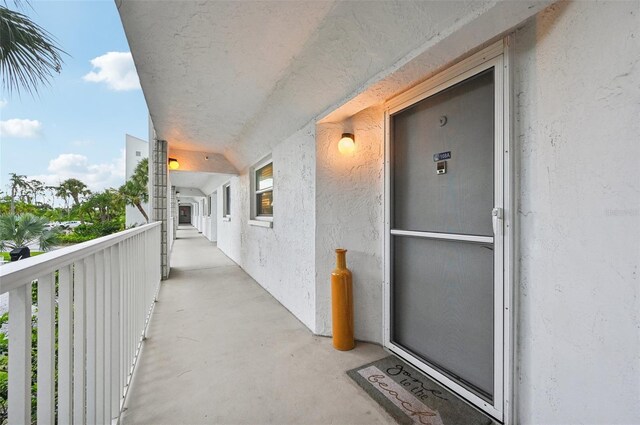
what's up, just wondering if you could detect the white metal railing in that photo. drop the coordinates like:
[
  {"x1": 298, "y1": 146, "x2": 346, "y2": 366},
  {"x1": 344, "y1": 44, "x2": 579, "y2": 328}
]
[{"x1": 0, "y1": 222, "x2": 161, "y2": 424}]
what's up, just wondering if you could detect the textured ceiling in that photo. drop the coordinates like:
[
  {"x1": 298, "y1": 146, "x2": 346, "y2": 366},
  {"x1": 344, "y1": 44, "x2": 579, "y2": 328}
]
[
  {"x1": 118, "y1": 0, "x2": 496, "y2": 171},
  {"x1": 170, "y1": 171, "x2": 230, "y2": 193}
]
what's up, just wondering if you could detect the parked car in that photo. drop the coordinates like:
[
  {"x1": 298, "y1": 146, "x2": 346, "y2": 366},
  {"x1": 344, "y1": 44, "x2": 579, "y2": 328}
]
[{"x1": 60, "y1": 221, "x2": 82, "y2": 229}]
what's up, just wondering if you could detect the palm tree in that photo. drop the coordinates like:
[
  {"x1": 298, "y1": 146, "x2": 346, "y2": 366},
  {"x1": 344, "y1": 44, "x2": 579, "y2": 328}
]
[
  {"x1": 80, "y1": 189, "x2": 124, "y2": 223},
  {"x1": 0, "y1": 1, "x2": 65, "y2": 96},
  {"x1": 120, "y1": 158, "x2": 149, "y2": 223},
  {"x1": 29, "y1": 179, "x2": 44, "y2": 205},
  {"x1": 44, "y1": 184, "x2": 57, "y2": 207},
  {"x1": 8, "y1": 172, "x2": 29, "y2": 214},
  {"x1": 54, "y1": 184, "x2": 70, "y2": 214},
  {"x1": 0, "y1": 213, "x2": 60, "y2": 252},
  {"x1": 58, "y1": 178, "x2": 90, "y2": 207}
]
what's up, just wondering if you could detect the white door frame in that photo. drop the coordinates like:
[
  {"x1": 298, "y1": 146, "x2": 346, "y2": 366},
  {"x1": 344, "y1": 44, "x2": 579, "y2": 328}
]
[{"x1": 383, "y1": 39, "x2": 514, "y2": 423}]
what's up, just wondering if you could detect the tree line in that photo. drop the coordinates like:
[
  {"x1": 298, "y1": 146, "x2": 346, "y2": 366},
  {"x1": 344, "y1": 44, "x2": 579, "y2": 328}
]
[
  {"x1": 5, "y1": 174, "x2": 91, "y2": 215},
  {"x1": 0, "y1": 158, "x2": 149, "y2": 245}
]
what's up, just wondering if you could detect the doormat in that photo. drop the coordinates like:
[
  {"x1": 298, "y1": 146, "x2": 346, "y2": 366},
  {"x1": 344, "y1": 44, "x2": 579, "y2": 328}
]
[{"x1": 347, "y1": 356, "x2": 496, "y2": 425}]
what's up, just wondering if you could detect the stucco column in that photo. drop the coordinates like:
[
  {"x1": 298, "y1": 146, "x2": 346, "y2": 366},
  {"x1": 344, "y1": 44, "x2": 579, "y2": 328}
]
[{"x1": 151, "y1": 138, "x2": 169, "y2": 279}]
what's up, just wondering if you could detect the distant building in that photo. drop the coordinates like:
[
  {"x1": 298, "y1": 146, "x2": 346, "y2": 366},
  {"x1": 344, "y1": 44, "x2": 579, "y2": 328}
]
[{"x1": 124, "y1": 134, "x2": 149, "y2": 227}]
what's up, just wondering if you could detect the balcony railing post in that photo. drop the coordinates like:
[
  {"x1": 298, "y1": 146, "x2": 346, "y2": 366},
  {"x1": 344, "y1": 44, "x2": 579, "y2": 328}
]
[
  {"x1": 8, "y1": 284, "x2": 31, "y2": 425},
  {"x1": 58, "y1": 265, "x2": 73, "y2": 424},
  {"x1": 85, "y1": 255, "x2": 97, "y2": 423},
  {"x1": 110, "y1": 243, "x2": 121, "y2": 420},
  {"x1": 73, "y1": 260, "x2": 86, "y2": 424},
  {"x1": 37, "y1": 272, "x2": 56, "y2": 424},
  {"x1": 103, "y1": 247, "x2": 112, "y2": 422},
  {"x1": 95, "y1": 250, "x2": 105, "y2": 424}
]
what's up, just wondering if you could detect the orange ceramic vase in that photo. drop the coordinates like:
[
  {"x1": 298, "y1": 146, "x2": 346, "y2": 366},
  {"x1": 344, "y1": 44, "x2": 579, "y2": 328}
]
[{"x1": 331, "y1": 249, "x2": 355, "y2": 351}]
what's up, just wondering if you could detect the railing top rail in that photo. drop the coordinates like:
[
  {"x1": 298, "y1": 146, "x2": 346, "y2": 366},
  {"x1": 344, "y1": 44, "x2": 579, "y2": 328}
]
[{"x1": 0, "y1": 222, "x2": 161, "y2": 294}]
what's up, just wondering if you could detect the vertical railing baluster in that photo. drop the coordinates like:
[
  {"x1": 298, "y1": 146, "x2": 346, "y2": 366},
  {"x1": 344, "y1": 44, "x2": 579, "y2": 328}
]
[
  {"x1": 140, "y1": 234, "x2": 149, "y2": 334},
  {"x1": 8, "y1": 283, "x2": 32, "y2": 424},
  {"x1": 119, "y1": 241, "x2": 125, "y2": 403},
  {"x1": 86, "y1": 255, "x2": 96, "y2": 423},
  {"x1": 58, "y1": 265, "x2": 73, "y2": 425},
  {"x1": 37, "y1": 273, "x2": 56, "y2": 424},
  {"x1": 128, "y1": 239, "x2": 133, "y2": 380},
  {"x1": 103, "y1": 248, "x2": 112, "y2": 423},
  {"x1": 1, "y1": 224, "x2": 161, "y2": 425},
  {"x1": 95, "y1": 251, "x2": 105, "y2": 424},
  {"x1": 73, "y1": 261, "x2": 86, "y2": 424},
  {"x1": 136, "y1": 235, "x2": 146, "y2": 347},
  {"x1": 133, "y1": 235, "x2": 140, "y2": 346},
  {"x1": 144, "y1": 231, "x2": 149, "y2": 336},
  {"x1": 130, "y1": 238, "x2": 134, "y2": 371},
  {"x1": 123, "y1": 240, "x2": 129, "y2": 389},
  {"x1": 111, "y1": 244, "x2": 121, "y2": 420}
]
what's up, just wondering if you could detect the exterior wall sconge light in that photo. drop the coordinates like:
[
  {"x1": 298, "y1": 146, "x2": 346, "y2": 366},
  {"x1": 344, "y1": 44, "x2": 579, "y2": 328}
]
[
  {"x1": 168, "y1": 158, "x2": 180, "y2": 170},
  {"x1": 338, "y1": 133, "x2": 355, "y2": 154}
]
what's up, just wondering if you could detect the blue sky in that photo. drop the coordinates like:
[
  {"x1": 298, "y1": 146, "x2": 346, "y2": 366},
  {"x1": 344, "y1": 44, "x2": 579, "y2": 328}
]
[{"x1": 0, "y1": 0, "x2": 148, "y2": 194}]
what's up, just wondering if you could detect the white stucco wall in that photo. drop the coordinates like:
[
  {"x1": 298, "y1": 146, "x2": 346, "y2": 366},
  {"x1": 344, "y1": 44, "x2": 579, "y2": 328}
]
[
  {"x1": 315, "y1": 106, "x2": 385, "y2": 342},
  {"x1": 311, "y1": 2, "x2": 640, "y2": 421},
  {"x1": 216, "y1": 176, "x2": 241, "y2": 261},
  {"x1": 209, "y1": 193, "x2": 217, "y2": 242},
  {"x1": 513, "y1": 2, "x2": 640, "y2": 423},
  {"x1": 166, "y1": 2, "x2": 639, "y2": 422},
  {"x1": 125, "y1": 134, "x2": 150, "y2": 227},
  {"x1": 216, "y1": 124, "x2": 317, "y2": 330}
]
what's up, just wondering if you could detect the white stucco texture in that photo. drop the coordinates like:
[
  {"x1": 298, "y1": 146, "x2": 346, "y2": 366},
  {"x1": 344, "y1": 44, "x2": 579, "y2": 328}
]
[
  {"x1": 167, "y1": 148, "x2": 237, "y2": 175},
  {"x1": 216, "y1": 125, "x2": 317, "y2": 330},
  {"x1": 119, "y1": 0, "x2": 551, "y2": 171},
  {"x1": 315, "y1": 106, "x2": 385, "y2": 342},
  {"x1": 513, "y1": 2, "x2": 640, "y2": 423},
  {"x1": 127, "y1": 1, "x2": 639, "y2": 423}
]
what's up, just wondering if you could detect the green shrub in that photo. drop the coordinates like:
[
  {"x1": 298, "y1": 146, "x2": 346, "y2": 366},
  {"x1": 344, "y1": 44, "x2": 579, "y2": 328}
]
[{"x1": 58, "y1": 220, "x2": 124, "y2": 245}]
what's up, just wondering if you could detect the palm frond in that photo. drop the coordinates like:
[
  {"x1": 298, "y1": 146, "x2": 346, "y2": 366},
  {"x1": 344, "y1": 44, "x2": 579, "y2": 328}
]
[
  {"x1": 0, "y1": 5, "x2": 65, "y2": 96},
  {"x1": 38, "y1": 226, "x2": 60, "y2": 251},
  {"x1": 0, "y1": 213, "x2": 51, "y2": 250}
]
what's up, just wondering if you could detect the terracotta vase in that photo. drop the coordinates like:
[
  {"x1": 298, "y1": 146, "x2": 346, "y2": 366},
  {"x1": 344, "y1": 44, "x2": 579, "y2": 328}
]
[{"x1": 331, "y1": 248, "x2": 355, "y2": 351}]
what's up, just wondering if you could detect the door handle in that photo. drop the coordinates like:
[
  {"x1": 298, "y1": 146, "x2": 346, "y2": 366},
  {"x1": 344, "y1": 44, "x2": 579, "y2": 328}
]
[{"x1": 492, "y1": 207, "x2": 503, "y2": 235}]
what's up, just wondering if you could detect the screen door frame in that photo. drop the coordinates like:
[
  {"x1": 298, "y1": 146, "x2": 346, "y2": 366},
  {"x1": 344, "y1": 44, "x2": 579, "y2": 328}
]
[{"x1": 383, "y1": 39, "x2": 514, "y2": 423}]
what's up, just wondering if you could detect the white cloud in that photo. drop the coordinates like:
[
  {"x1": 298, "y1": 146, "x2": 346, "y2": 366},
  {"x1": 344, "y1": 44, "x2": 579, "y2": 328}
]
[
  {"x1": 0, "y1": 118, "x2": 42, "y2": 138},
  {"x1": 30, "y1": 151, "x2": 126, "y2": 192},
  {"x1": 83, "y1": 52, "x2": 141, "y2": 91},
  {"x1": 0, "y1": 99, "x2": 7, "y2": 108}
]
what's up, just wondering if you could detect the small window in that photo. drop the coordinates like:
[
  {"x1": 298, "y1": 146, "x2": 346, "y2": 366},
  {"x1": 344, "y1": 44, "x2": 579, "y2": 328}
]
[
  {"x1": 223, "y1": 183, "x2": 231, "y2": 218},
  {"x1": 208, "y1": 195, "x2": 212, "y2": 216},
  {"x1": 254, "y1": 160, "x2": 273, "y2": 218},
  {"x1": 135, "y1": 151, "x2": 141, "y2": 157}
]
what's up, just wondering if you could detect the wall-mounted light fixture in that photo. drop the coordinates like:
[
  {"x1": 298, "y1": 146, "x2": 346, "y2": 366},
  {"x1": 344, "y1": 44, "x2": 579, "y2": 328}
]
[
  {"x1": 168, "y1": 158, "x2": 180, "y2": 170},
  {"x1": 338, "y1": 133, "x2": 355, "y2": 155}
]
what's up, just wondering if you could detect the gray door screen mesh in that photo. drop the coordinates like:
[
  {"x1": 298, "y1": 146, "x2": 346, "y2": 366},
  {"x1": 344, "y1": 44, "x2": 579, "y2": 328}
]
[{"x1": 391, "y1": 69, "x2": 495, "y2": 399}]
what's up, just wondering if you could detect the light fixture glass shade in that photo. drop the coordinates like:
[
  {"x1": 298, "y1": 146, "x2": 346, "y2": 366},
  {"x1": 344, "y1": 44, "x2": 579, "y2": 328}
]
[
  {"x1": 338, "y1": 133, "x2": 355, "y2": 154},
  {"x1": 168, "y1": 158, "x2": 180, "y2": 170}
]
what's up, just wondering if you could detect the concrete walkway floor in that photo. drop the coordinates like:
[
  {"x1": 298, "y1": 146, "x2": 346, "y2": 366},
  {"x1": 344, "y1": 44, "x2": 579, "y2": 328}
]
[{"x1": 121, "y1": 225, "x2": 394, "y2": 424}]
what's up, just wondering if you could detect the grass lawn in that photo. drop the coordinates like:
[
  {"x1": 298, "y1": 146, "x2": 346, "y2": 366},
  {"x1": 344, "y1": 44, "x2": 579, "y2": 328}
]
[{"x1": 1, "y1": 251, "x2": 44, "y2": 262}]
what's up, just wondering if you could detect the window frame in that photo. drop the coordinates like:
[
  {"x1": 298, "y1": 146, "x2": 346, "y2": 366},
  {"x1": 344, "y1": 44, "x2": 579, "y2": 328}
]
[
  {"x1": 222, "y1": 182, "x2": 231, "y2": 221},
  {"x1": 250, "y1": 156, "x2": 274, "y2": 227}
]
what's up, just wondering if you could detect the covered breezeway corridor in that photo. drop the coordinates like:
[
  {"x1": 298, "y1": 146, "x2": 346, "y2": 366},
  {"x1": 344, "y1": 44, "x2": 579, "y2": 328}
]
[{"x1": 121, "y1": 225, "x2": 393, "y2": 424}]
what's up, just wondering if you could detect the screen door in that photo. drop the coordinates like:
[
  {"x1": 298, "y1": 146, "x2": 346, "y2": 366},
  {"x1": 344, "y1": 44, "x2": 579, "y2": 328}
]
[{"x1": 389, "y1": 66, "x2": 500, "y2": 404}]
